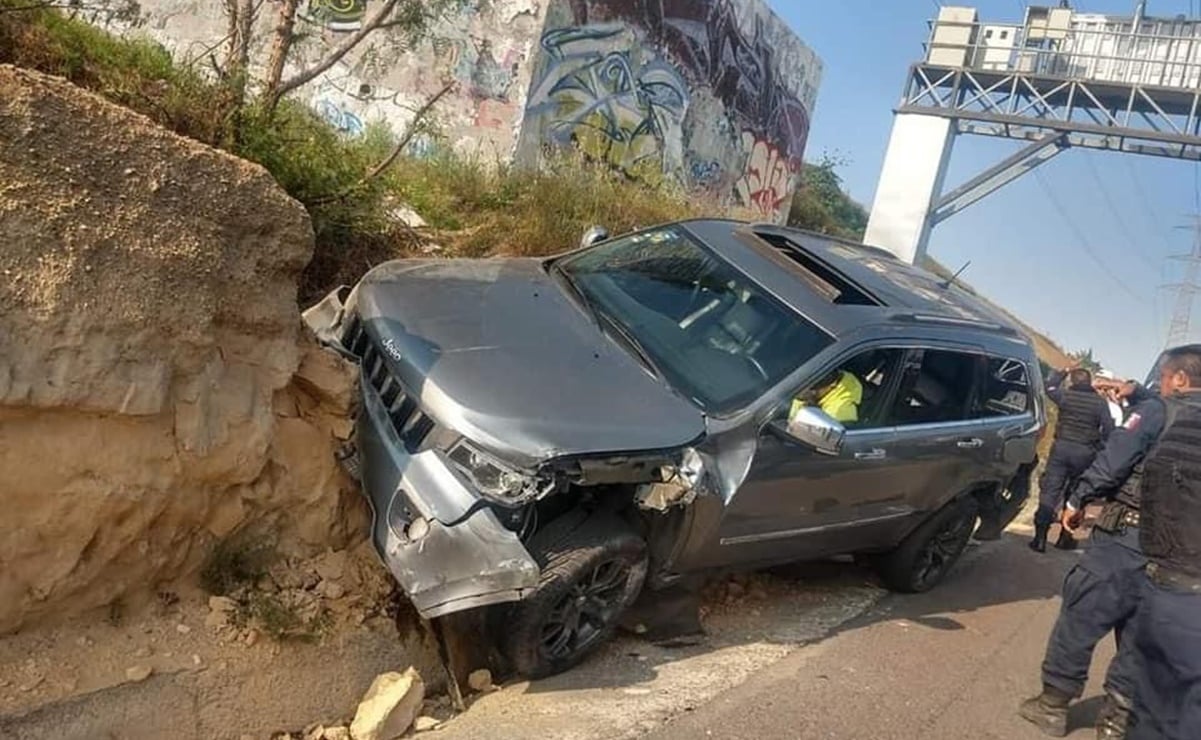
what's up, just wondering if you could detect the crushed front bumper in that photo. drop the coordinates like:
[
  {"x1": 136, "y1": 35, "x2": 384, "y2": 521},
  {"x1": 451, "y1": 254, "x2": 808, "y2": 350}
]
[
  {"x1": 356, "y1": 366, "x2": 541, "y2": 618},
  {"x1": 305, "y1": 288, "x2": 541, "y2": 619}
]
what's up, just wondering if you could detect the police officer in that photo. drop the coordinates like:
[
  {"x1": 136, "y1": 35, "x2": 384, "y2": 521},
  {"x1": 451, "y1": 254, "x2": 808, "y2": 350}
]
[
  {"x1": 1126, "y1": 344, "x2": 1201, "y2": 740},
  {"x1": 1031, "y1": 367, "x2": 1117, "y2": 552},
  {"x1": 1019, "y1": 372, "x2": 1167, "y2": 739}
]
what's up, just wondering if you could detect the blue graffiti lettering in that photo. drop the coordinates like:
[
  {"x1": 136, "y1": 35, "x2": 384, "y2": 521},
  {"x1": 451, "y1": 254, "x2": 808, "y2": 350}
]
[
  {"x1": 525, "y1": 24, "x2": 690, "y2": 184},
  {"x1": 314, "y1": 98, "x2": 365, "y2": 136}
]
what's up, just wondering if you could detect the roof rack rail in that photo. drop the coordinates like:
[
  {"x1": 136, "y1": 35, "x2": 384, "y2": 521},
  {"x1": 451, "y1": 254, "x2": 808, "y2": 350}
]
[{"x1": 889, "y1": 312, "x2": 1020, "y2": 335}]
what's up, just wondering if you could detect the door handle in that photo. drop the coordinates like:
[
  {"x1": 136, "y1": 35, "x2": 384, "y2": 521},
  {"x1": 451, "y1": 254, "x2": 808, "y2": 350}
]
[
  {"x1": 957, "y1": 438, "x2": 984, "y2": 449},
  {"x1": 854, "y1": 448, "x2": 886, "y2": 461}
]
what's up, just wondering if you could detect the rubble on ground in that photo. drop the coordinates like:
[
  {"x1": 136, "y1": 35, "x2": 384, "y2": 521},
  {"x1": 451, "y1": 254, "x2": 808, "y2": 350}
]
[
  {"x1": 201, "y1": 541, "x2": 396, "y2": 645},
  {"x1": 466, "y1": 669, "x2": 494, "y2": 693},
  {"x1": 349, "y1": 668, "x2": 426, "y2": 740}
]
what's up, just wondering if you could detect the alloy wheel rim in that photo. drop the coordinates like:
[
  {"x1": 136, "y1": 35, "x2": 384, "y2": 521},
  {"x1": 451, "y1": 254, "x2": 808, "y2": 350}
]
[
  {"x1": 540, "y1": 559, "x2": 630, "y2": 660},
  {"x1": 913, "y1": 511, "x2": 975, "y2": 588}
]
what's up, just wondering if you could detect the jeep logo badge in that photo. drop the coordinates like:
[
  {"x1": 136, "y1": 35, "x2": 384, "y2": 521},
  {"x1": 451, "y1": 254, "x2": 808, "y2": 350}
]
[{"x1": 382, "y1": 338, "x2": 403, "y2": 361}]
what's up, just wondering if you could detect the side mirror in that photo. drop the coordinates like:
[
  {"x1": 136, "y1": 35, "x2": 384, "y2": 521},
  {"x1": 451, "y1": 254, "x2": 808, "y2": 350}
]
[
  {"x1": 768, "y1": 406, "x2": 846, "y2": 456},
  {"x1": 580, "y1": 225, "x2": 610, "y2": 249}
]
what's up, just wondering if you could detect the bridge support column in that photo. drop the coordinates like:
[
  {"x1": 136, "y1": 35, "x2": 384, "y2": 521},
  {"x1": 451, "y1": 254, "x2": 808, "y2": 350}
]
[{"x1": 864, "y1": 113, "x2": 956, "y2": 265}]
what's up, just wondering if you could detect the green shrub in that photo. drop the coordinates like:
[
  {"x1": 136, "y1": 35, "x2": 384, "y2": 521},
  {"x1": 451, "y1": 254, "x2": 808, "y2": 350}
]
[
  {"x1": 0, "y1": 1, "x2": 233, "y2": 145},
  {"x1": 0, "y1": 3, "x2": 740, "y2": 304},
  {"x1": 199, "y1": 536, "x2": 273, "y2": 596}
]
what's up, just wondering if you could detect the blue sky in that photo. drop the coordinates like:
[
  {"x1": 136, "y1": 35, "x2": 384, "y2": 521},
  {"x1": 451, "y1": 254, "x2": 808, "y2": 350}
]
[{"x1": 766, "y1": 0, "x2": 1199, "y2": 378}]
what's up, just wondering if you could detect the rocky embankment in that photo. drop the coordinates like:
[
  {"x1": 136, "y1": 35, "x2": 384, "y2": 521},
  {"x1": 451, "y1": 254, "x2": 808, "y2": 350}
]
[{"x1": 0, "y1": 63, "x2": 368, "y2": 633}]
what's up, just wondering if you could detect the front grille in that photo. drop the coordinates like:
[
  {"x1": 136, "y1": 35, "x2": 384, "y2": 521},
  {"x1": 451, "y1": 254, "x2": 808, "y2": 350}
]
[{"x1": 343, "y1": 316, "x2": 435, "y2": 451}]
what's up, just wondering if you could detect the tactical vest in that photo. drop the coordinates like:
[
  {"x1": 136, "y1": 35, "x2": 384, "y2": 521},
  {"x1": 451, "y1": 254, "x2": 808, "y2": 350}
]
[
  {"x1": 1056, "y1": 386, "x2": 1107, "y2": 448},
  {"x1": 1140, "y1": 392, "x2": 1201, "y2": 578}
]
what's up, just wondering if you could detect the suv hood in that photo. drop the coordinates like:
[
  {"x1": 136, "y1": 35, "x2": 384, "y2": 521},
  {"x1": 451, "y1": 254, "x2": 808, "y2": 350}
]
[{"x1": 351, "y1": 258, "x2": 707, "y2": 465}]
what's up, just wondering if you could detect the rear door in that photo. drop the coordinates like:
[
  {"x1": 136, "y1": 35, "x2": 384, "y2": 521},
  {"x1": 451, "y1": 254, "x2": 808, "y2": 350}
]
[{"x1": 881, "y1": 347, "x2": 1039, "y2": 535}]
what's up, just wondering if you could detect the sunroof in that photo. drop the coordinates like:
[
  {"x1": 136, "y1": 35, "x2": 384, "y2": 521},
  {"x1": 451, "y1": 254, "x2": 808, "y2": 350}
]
[{"x1": 754, "y1": 232, "x2": 883, "y2": 306}]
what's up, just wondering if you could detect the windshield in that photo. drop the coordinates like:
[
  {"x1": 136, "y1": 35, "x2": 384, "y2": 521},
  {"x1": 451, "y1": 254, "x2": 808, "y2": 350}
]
[{"x1": 554, "y1": 226, "x2": 834, "y2": 413}]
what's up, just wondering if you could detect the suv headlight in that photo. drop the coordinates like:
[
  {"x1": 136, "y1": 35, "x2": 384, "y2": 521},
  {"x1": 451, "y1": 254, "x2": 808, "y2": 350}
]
[{"x1": 446, "y1": 441, "x2": 542, "y2": 503}]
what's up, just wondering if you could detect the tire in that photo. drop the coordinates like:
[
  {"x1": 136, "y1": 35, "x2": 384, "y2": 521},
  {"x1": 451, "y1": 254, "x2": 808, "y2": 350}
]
[
  {"x1": 874, "y1": 496, "x2": 980, "y2": 593},
  {"x1": 497, "y1": 513, "x2": 648, "y2": 679}
]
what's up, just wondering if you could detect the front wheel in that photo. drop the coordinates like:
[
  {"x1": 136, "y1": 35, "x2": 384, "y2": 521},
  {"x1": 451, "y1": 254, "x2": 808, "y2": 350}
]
[
  {"x1": 874, "y1": 496, "x2": 979, "y2": 593},
  {"x1": 497, "y1": 514, "x2": 648, "y2": 679}
]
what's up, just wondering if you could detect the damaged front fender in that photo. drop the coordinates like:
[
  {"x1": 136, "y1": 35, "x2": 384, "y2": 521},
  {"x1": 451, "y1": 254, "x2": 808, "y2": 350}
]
[
  {"x1": 377, "y1": 506, "x2": 541, "y2": 619},
  {"x1": 635, "y1": 447, "x2": 707, "y2": 511}
]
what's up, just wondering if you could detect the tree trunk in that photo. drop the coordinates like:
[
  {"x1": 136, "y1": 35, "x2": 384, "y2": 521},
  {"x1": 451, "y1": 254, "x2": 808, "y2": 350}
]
[
  {"x1": 263, "y1": 0, "x2": 401, "y2": 113},
  {"x1": 262, "y1": 0, "x2": 302, "y2": 110},
  {"x1": 222, "y1": 0, "x2": 255, "y2": 104}
]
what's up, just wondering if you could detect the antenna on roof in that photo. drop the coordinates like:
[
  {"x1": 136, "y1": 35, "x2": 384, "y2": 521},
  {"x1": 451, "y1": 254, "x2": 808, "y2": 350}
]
[{"x1": 940, "y1": 261, "x2": 971, "y2": 290}]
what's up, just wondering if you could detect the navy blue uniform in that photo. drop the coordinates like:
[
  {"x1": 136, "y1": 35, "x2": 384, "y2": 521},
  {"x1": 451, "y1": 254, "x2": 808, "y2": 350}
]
[
  {"x1": 1040, "y1": 389, "x2": 1165, "y2": 704},
  {"x1": 1129, "y1": 390, "x2": 1201, "y2": 740},
  {"x1": 1035, "y1": 371, "x2": 1116, "y2": 539}
]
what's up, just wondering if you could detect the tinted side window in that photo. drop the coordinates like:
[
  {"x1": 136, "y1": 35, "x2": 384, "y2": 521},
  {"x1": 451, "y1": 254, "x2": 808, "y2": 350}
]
[
  {"x1": 785, "y1": 348, "x2": 906, "y2": 430},
  {"x1": 977, "y1": 357, "x2": 1033, "y2": 418},
  {"x1": 886, "y1": 350, "x2": 981, "y2": 426}
]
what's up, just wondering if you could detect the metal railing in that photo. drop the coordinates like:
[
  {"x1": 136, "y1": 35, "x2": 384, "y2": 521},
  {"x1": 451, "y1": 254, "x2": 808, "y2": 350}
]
[{"x1": 923, "y1": 17, "x2": 1201, "y2": 90}]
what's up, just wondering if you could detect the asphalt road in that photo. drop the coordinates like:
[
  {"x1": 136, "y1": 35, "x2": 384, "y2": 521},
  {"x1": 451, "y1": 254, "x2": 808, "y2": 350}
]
[{"x1": 648, "y1": 531, "x2": 1114, "y2": 740}]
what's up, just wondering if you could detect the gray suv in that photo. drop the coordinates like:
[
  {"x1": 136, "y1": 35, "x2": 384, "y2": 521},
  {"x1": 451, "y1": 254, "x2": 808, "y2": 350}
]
[{"x1": 305, "y1": 220, "x2": 1045, "y2": 678}]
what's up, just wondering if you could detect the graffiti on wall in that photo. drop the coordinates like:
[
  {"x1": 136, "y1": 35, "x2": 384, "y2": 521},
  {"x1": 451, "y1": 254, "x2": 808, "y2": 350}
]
[
  {"x1": 433, "y1": 35, "x2": 524, "y2": 102},
  {"x1": 526, "y1": 25, "x2": 689, "y2": 185},
  {"x1": 305, "y1": 0, "x2": 367, "y2": 31},
  {"x1": 735, "y1": 133, "x2": 798, "y2": 219},
  {"x1": 520, "y1": 0, "x2": 821, "y2": 221},
  {"x1": 315, "y1": 98, "x2": 366, "y2": 135}
]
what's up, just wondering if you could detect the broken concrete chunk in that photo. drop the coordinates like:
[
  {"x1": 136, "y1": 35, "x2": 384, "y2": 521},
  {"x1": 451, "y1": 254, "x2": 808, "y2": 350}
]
[
  {"x1": 321, "y1": 580, "x2": 347, "y2": 601},
  {"x1": 313, "y1": 550, "x2": 348, "y2": 582},
  {"x1": 209, "y1": 595, "x2": 238, "y2": 614},
  {"x1": 206, "y1": 596, "x2": 239, "y2": 628},
  {"x1": 466, "y1": 669, "x2": 493, "y2": 693},
  {"x1": 412, "y1": 716, "x2": 441, "y2": 732},
  {"x1": 349, "y1": 668, "x2": 425, "y2": 740},
  {"x1": 125, "y1": 665, "x2": 153, "y2": 683}
]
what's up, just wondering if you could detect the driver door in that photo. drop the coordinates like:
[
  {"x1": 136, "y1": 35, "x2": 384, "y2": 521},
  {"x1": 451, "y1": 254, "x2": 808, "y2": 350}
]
[{"x1": 702, "y1": 347, "x2": 920, "y2": 569}]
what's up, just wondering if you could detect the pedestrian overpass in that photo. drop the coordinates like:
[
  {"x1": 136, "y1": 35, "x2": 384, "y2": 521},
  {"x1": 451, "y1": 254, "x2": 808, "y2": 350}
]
[{"x1": 865, "y1": 4, "x2": 1201, "y2": 344}]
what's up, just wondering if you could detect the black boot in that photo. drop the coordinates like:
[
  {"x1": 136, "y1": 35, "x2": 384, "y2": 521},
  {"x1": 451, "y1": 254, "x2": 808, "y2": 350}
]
[
  {"x1": 1095, "y1": 689, "x2": 1131, "y2": 740},
  {"x1": 1030, "y1": 524, "x2": 1049, "y2": 553},
  {"x1": 1019, "y1": 684, "x2": 1071, "y2": 737}
]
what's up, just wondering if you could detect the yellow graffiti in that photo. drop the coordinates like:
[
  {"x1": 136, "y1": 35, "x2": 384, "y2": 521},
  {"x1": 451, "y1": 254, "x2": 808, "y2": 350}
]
[{"x1": 572, "y1": 111, "x2": 666, "y2": 187}]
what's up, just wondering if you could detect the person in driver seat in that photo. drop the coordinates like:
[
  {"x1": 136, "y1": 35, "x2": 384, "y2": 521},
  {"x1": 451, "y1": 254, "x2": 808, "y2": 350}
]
[{"x1": 791, "y1": 368, "x2": 863, "y2": 424}]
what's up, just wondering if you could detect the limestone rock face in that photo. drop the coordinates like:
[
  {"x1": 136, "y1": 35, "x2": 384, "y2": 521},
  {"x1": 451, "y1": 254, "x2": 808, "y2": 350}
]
[{"x1": 0, "y1": 65, "x2": 365, "y2": 633}]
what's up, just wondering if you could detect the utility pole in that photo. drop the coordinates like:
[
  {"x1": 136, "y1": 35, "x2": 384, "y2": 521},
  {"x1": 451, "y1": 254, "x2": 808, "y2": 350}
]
[{"x1": 1166, "y1": 218, "x2": 1201, "y2": 347}]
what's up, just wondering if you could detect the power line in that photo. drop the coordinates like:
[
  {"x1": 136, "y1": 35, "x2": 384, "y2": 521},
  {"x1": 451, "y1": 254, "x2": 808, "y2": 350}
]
[
  {"x1": 1033, "y1": 168, "x2": 1148, "y2": 305},
  {"x1": 1124, "y1": 158, "x2": 1170, "y2": 233},
  {"x1": 1082, "y1": 154, "x2": 1159, "y2": 273}
]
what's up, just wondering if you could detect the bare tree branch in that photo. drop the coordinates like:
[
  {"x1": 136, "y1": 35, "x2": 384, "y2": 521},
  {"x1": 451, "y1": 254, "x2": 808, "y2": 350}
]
[
  {"x1": 312, "y1": 80, "x2": 456, "y2": 206},
  {"x1": 358, "y1": 80, "x2": 454, "y2": 184},
  {"x1": 264, "y1": 0, "x2": 401, "y2": 112}
]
